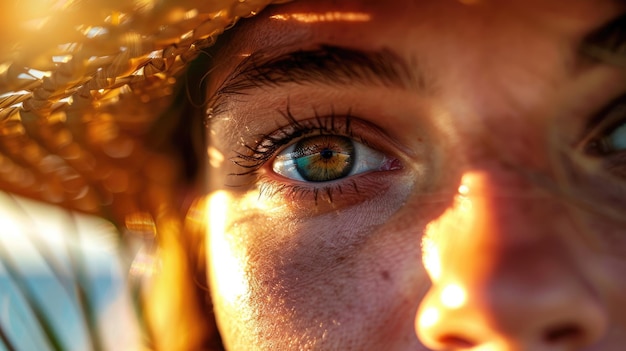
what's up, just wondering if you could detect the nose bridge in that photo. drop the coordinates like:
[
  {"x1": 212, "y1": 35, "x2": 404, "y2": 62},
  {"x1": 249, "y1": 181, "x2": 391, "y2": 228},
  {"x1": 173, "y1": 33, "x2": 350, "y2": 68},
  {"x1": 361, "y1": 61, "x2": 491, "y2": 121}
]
[{"x1": 416, "y1": 170, "x2": 608, "y2": 350}]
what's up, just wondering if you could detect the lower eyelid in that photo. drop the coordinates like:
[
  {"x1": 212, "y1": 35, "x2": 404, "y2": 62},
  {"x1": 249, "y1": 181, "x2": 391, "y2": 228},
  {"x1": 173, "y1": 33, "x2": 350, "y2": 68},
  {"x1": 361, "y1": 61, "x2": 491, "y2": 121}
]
[
  {"x1": 602, "y1": 152, "x2": 626, "y2": 177},
  {"x1": 256, "y1": 168, "x2": 404, "y2": 213}
]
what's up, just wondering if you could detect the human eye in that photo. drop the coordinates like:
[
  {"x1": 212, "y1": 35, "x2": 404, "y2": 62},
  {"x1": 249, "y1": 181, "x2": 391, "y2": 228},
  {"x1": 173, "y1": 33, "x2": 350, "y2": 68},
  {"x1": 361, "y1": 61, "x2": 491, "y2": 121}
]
[
  {"x1": 569, "y1": 13, "x2": 626, "y2": 180},
  {"x1": 230, "y1": 108, "x2": 403, "y2": 207},
  {"x1": 563, "y1": 92, "x2": 626, "y2": 223},
  {"x1": 580, "y1": 95, "x2": 626, "y2": 177},
  {"x1": 272, "y1": 135, "x2": 390, "y2": 182}
]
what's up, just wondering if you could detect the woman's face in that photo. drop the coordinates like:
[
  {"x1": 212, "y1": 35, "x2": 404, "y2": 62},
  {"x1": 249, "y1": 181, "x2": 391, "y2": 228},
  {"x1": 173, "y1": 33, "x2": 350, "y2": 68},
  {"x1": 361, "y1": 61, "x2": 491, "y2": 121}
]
[{"x1": 204, "y1": 0, "x2": 626, "y2": 350}]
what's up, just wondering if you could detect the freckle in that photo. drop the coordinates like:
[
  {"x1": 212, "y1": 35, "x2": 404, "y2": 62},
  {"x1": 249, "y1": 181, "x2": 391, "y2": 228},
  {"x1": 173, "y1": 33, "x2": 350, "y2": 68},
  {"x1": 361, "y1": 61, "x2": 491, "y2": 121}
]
[{"x1": 380, "y1": 271, "x2": 391, "y2": 281}]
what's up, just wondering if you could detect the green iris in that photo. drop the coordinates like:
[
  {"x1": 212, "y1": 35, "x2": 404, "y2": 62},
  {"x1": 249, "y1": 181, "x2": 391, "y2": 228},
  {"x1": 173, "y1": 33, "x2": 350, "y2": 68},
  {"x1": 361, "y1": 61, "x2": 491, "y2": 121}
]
[{"x1": 293, "y1": 135, "x2": 355, "y2": 182}]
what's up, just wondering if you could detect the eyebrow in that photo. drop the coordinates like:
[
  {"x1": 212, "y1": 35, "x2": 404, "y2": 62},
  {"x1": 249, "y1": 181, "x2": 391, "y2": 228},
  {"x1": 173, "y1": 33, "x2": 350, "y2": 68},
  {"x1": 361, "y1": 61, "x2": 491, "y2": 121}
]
[
  {"x1": 582, "y1": 13, "x2": 626, "y2": 67},
  {"x1": 209, "y1": 45, "x2": 428, "y2": 111}
]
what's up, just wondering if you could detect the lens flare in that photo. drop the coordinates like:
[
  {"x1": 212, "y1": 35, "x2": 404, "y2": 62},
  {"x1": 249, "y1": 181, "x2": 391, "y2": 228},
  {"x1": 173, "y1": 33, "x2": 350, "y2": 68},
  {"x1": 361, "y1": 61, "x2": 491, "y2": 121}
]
[
  {"x1": 207, "y1": 191, "x2": 249, "y2": 304},
  {"x1": 421, "y1": 235, "x2": 441, "y2": 281},
  {"x1": 269, "y1": 11, "x2": 371, "y2": 23},
  {"x1": 440, "y1": 284, "x2": 467, "y2": 309},
  {"x1": 419, "y1": 307, "x2": 440, "y2": 328}
]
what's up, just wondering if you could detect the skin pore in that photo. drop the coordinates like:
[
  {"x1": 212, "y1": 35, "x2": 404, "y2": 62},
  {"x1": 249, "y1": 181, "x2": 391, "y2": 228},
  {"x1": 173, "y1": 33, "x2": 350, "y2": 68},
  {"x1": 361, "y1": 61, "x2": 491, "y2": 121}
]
[{"x1": 203, "y1": 0, "x2": 626, "y2": 350}]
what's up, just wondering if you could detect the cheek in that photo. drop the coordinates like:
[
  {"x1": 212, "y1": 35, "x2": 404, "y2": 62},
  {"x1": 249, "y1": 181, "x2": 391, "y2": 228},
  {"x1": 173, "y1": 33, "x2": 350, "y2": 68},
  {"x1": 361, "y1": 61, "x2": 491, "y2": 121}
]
[
  {"x1": 578, "y1": 214, "x2": 626, "y2": 323},
  {"x1": 207, "y1": 189, "x2": 434, "y2": 348}
]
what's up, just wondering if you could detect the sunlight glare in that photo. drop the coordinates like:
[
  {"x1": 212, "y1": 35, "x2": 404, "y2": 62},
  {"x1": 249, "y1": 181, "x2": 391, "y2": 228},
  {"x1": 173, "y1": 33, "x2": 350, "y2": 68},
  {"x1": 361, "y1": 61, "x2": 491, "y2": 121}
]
[
  {"x1": 440, "y1": 284, "x2": 467, "y2": 309},
  {"x1": 207, "y1": 146, "x2": 224, "y2": 168},
  {"x1": 270, "y1": 11, "x2": 371, "y2": 23},
  {"x1": 421, "y1": 235, "x2": 441, "y2": 281},
  {"x1": 207, "y1": 191, "x2": 248, "y2": 304},
  {"x1": 419, "y1": 307, "x2": 440, "y2": 328},
  {"x1": 458, "y1": 184, "x2": 469, "y2": 196}
]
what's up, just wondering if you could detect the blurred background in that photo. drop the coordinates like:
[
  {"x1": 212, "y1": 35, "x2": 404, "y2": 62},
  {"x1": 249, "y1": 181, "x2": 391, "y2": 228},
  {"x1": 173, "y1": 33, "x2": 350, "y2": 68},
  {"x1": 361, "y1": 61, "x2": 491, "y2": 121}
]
[{"x1": 0, "y1": 193, "x2": 141, "y2": 350}]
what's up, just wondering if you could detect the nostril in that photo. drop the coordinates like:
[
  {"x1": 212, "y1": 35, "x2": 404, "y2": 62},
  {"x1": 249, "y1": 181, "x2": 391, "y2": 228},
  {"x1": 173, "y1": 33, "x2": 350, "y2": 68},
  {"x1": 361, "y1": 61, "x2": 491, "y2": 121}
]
[
  {"x1": 438, "y1": 335, "x2": 476, "y2": 349},
  {"x1": 544, "y1": 324, "x2": 583, "y2": 344}
]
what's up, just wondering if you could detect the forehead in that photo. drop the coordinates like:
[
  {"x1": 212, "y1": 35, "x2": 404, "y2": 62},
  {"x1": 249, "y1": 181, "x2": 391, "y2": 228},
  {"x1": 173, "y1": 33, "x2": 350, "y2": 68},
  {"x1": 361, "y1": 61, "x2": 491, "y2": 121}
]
[
  {"x1": 209, "y1": 0, "x2": 622, "y2": 91},
  {"x1": 218, "y1": 0, "x2": 620, "y2": 52},
  {"x1": 209, "y1": 0, "x2": 622, "y2": 123}
]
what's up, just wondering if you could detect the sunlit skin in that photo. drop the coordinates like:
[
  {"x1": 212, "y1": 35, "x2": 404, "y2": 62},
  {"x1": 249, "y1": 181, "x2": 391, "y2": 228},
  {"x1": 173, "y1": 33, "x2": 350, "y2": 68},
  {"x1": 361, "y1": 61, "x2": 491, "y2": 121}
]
[{"x1": 205, "y1": 0, "x2": 626, "y2": 350}]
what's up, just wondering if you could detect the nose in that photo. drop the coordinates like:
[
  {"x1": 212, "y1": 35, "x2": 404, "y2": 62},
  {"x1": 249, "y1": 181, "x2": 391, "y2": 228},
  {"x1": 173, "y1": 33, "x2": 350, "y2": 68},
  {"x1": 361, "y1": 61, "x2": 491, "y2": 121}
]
[{"x1": 416, "y1": 172, "x2": 608, "y2": 351}]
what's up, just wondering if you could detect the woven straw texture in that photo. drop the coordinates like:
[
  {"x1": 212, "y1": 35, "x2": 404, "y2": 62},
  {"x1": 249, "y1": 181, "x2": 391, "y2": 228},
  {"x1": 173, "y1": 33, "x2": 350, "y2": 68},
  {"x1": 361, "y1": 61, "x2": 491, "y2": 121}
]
[{"x1": 0, "y1": 0, "x2": 288, "y2": 223}]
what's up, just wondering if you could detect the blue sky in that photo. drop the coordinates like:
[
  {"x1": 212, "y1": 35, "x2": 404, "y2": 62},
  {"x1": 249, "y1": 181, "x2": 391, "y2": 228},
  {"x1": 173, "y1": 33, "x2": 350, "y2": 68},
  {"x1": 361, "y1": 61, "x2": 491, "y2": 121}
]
[{"x1": 0, "y1": 194, "x2": 141, "y2": 351}]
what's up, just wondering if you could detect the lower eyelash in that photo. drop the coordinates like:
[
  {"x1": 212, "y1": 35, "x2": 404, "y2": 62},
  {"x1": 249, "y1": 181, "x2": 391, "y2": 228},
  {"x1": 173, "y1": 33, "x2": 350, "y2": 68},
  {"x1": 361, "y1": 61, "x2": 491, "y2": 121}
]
[{"x1": 257, "y1": 176, "x2": 360, "y2": 205}]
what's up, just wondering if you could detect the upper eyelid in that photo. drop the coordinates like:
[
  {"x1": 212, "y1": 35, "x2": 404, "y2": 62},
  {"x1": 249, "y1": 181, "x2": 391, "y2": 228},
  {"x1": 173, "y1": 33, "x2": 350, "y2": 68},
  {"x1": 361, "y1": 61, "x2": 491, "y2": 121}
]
[
  {"x1": 230, "y1": 112, "x2": 401, "y2": 176},
  {"x1": 577, "y1": 96, "x2": 626, "y2": 151},
  {"x1": 230, "y1": 112, "x2": 356, "y2": 175}
]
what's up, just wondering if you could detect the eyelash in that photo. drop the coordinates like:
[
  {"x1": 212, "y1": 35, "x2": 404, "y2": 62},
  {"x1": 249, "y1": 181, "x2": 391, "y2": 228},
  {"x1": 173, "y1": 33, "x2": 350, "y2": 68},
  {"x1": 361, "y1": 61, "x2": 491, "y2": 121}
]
[
  {"x1": 256, "y1": 177, "x2": 361, "y2": 205},
  {"x1": 229, "y1": 105, "x2": 369, "y2": 202},
  {"x1": 231, "y1": 105, "x2": 356, "y2": 174},
  {"x1": 579, "y1": 96, "x2": 626, "y2": 179}
]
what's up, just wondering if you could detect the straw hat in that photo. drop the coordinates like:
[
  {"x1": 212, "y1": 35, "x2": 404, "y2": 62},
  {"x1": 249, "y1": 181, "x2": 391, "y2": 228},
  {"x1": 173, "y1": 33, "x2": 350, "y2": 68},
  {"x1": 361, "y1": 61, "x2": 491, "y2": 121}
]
[
  {"x1": 0, "y1": 0, "x2": 290, "y2": 229},
  {"x1": 1, "y1": 2, "x2": 301, "y2": 350}
]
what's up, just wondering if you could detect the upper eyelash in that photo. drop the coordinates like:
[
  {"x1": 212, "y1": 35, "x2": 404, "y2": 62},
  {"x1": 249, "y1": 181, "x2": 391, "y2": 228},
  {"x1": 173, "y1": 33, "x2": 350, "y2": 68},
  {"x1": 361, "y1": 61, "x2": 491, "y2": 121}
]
[
  {"x1": 229, "y1": 105, "x2": 354, "y2": 176},
  {"x1": 570, "y1": 89, "x2": 626, "y2": 162}
]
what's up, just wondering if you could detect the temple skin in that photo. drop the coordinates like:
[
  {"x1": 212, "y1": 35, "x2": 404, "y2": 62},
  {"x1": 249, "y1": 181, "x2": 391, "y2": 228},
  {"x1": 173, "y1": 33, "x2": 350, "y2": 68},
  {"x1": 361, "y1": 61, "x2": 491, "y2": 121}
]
[{"x1": 205, "y1": 0, "x2": 626, "y2": 350}]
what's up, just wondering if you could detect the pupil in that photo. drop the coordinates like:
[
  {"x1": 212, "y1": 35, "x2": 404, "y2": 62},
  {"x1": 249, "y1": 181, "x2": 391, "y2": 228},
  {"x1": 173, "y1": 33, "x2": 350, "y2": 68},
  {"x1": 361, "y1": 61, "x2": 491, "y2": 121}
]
[{"x1": 320, "y1": 149, "x2": 334, "y2": 159}]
